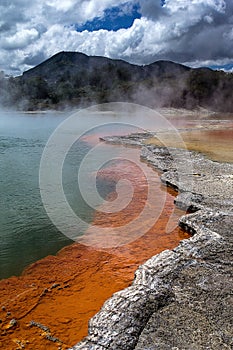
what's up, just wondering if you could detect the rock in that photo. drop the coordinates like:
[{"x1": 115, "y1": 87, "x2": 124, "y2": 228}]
[
  {"x1": 29, "y1": 320, "x2": 50, "y2": 333},
  {"x1": 5, "y1": 319, "x2": 18, "y2": 329},
  {"x1": 69, "y1": 138, "x2": 233, "y2": 350},
  {"x1": 100, "y1": 132, "x2": 154, "y2": 147}
]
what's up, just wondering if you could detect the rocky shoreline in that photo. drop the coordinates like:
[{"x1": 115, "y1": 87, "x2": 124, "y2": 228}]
[{"x1": 70, "y1": 134, "x2": 233, "y2": 350}]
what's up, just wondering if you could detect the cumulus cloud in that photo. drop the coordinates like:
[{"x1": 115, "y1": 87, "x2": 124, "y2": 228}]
[
  {"x1": 1, "y1": 28, "x2": 39, "y2": 50},
  {"x1": 0, "y1": 0, "x2": 232, "y2": 75}
]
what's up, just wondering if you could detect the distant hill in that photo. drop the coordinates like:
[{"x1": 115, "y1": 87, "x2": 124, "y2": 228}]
[
  {"x1": 0, "y1": 51, "x2": 233, "y2": 112},
  {"x1": 22, "y1": 51, "x2": 190, "y2": 83},
  {"x1": 22, "y1": 51, "x2": 142, "y2": 83}
]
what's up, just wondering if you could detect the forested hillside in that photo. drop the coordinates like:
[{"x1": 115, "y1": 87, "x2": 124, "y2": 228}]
[{"x1": 0, "y1": 51, "x2": 232, "y2": 111}]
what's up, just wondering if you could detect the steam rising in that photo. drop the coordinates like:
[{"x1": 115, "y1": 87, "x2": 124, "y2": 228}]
[{"x1": 39, "y1": 103, "x2": 193, "y2": 248}]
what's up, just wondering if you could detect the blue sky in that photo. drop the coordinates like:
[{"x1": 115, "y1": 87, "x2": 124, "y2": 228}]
[
  {"x1": 210, "y1": 63, "x2": 233, "y2": 71},
  {"x1": 76, "y1": 3, "x2": 142, "y2": 32},
  {"x1": 0, "y1": 0, "x2": 232, "y2": 75}
]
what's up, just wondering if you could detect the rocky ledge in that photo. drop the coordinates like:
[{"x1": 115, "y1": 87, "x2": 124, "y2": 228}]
[{"x1": 70, "y1": 134, "x2": 233, "y2": 350}]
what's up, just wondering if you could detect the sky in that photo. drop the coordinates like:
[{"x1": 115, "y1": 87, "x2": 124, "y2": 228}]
[{"x1": 0, "y1": 0, "x2": 233, "y2": 76}]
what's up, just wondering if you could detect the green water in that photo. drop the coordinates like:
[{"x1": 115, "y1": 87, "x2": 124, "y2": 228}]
[
  {"x1": 0, "y1": 107, "x2": 153, "y2": 279},
  {"x1": 0, "y1": 112, "x2": 72, "y2": 278}
]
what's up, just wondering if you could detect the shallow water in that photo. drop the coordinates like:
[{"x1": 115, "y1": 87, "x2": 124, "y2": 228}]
[
  {"x1": 1, "y1": 107, "x2": 231, "y2": 348},
  {"x1": 0, "y1": 106, "x2": 175, "y2": 279},
  {"x1": 0, "y1": 148, "x2": 189, "y2": 349},
  {"x1": 1, "y1": 107, "x2": 231, "y2": 279},
  {"x1": 146, "y1": 128, "x2": 233, "y2": 163}
]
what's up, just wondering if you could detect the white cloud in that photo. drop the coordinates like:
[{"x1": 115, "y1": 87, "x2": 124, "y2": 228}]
[
  {"x1": 204, "y1": 15, "x2": 214, "y2": 24},
  {"x1": 1, "y1": 28, "x2": 39, "y2": 50},
  {"x1": 0, "y1": 0, "x2": 232, "y2": 75}
]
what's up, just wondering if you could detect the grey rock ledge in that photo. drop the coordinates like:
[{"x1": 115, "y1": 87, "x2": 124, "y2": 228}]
[{"x1": 70, "y1": 136, "x2": 233, "y2": 350}]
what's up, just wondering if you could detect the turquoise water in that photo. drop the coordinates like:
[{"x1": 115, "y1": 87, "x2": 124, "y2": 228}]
[
  {"x1": 0, "y1": 112, "x2": 73, "y2": 278},
  {"x1": 0, "y1": 106, "x2": 154, "y2": 279}
]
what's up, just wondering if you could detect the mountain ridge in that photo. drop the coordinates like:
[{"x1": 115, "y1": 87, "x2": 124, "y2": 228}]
[
  {"x1": 0, "y1": 51, "x2": 232, "y2": 112},
  {"x1": 22, "y1": 51, "x2": 191, "y2": 83}
]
